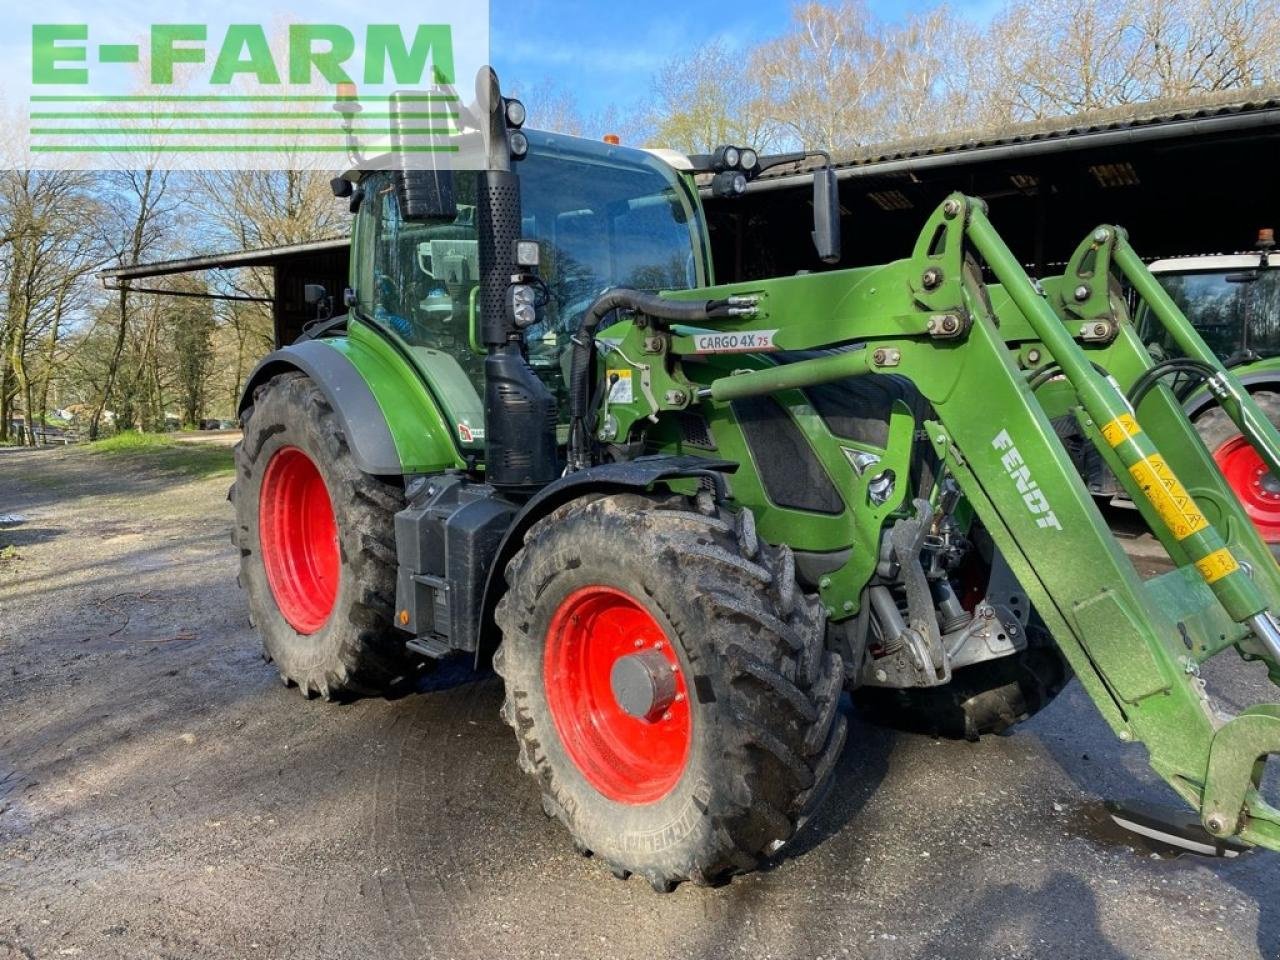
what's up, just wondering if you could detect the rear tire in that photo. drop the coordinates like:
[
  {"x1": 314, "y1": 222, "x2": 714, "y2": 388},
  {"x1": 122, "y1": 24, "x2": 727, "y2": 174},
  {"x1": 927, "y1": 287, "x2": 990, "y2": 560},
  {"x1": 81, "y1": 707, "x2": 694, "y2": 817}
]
[
  {"x1": 232, "y1": 372, "x2": 416, "y2": 700},
  {"x1": 494, "y1": 492, "x2": 846, "y2": 889}
]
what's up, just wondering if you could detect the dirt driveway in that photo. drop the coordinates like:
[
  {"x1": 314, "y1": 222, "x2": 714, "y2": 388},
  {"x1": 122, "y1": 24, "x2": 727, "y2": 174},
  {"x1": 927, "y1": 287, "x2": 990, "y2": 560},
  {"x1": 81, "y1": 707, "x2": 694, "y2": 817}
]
[{"x1": 1, "y1": 445, "x2": 1278, "y2": 960}]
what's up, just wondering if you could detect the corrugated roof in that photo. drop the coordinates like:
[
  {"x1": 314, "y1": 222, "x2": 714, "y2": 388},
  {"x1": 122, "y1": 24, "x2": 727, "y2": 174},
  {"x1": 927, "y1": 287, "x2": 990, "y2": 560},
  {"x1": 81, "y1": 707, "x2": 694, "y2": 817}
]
[{"x1": 754, "y1": 83, "x2": 1280, "y2": 182}]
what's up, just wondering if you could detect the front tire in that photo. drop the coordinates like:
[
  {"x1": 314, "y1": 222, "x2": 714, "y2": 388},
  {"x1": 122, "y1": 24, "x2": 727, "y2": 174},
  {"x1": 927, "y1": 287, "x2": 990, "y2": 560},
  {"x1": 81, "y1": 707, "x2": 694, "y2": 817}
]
[
  {"x1": 494, "y1": 492, "x2": 846, "y2": 890},
  {"x1": 232, "y1": 372, "x2": 415, "y2": 700}
]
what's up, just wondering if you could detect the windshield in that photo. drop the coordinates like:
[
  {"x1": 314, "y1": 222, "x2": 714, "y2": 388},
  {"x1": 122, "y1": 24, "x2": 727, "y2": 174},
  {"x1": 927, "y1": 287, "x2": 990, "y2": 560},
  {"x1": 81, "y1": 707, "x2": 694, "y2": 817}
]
[
  {"x1": 352, "y1": 135, "x2": 707, "y2": 421},
  {"x1": 1139, "y1": 266, "x2": 1280, "y2": 361}
]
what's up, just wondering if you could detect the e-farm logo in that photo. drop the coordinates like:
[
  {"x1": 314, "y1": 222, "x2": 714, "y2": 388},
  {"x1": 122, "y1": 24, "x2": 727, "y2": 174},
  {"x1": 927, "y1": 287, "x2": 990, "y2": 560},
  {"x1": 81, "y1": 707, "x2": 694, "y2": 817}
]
[
  {"x1": 13, "y1": 6, "x2": 491, "y2": 170},
  {"x1": 32, "y1": 24, "x2": 456, "y2": 88}
]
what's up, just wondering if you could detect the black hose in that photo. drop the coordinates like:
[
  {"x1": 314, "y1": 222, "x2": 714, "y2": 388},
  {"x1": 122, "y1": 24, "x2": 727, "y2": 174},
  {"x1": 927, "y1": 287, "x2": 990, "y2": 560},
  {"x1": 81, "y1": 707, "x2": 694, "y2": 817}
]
[
  {"x1": 1127, "y1": 357, "x2": 1216, "y2": 408},
  {"x1": 567, "y1": 288, "x2": 733, "y2": 468},
  {"x1": 1025, "y1": 360, "x2": 1114, "y2": 392}
]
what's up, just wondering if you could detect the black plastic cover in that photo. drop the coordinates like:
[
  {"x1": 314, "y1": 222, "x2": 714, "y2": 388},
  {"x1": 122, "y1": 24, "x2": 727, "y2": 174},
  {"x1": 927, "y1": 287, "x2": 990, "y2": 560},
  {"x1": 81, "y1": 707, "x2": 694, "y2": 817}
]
[{"x1": 394, "y1": 475, "x2": 518, "y2": 652}]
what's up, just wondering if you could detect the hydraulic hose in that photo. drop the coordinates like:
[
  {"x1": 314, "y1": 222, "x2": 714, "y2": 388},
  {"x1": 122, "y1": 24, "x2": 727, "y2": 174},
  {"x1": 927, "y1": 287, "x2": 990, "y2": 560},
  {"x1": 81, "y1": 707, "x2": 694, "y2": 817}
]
[
  {"x1": 1126, "y1": 357, "x2": 1216, "y2": 409},
  {"x1": 567, "y1": 289, "x2": 734, "y2": 469},
  {"x1": 1025, "y1": 360, "x2": 1114, "y2": 393}
]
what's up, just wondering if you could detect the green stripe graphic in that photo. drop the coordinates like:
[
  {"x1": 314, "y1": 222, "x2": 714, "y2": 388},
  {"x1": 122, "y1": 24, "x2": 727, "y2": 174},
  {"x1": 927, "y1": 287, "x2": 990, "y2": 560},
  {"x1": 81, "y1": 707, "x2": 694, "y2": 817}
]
[
  {"x1": 30, "y1": 112, "x2": 458, "y2": 120},
  {"x1": 30, "y1": 144, "x2": 461, "y2": 153},
  {"x1": 31, "y1": 127, "x2": 457, "y2": 136},
  {"x1": 30, "y1": 94, "x2": 459, "y2": 103}
]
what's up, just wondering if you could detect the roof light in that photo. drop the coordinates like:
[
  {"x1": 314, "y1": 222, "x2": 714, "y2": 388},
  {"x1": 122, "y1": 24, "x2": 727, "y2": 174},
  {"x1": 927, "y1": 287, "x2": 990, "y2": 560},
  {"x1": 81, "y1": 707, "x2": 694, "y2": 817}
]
[
  {"x1": 603, "y1": 134, "x2": 621, "y2": 145},
  {"x1": 504, "y1": 98, "x2": 527, "y2": 128},
  {"x1": 333, "y1": 82, "x2": 360, "y2": 115},
  {"x1": 711, "y1": 170, "x2": 748, "y2": 198}
]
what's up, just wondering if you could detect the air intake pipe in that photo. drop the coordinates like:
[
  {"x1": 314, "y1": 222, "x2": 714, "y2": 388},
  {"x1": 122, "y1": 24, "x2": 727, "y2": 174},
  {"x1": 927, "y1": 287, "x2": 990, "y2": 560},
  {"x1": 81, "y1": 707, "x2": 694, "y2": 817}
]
[{"x1": 474, "y1": 68, "x2": 558, "y2": 490}]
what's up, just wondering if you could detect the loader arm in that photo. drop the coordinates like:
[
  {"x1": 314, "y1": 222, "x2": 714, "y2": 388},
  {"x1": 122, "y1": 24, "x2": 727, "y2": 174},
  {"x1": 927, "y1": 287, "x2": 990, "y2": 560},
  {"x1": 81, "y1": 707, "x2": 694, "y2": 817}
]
[{"x1": 599, "y1": 193, "x2": 1280, "y2": 852}]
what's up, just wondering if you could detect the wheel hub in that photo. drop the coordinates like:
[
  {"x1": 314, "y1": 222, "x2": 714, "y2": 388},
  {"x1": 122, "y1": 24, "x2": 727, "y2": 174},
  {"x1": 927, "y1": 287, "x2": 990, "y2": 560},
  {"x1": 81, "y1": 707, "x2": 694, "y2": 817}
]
[
  {"x1": 258, "y1": 446, "x2": 340, "y2": 634},
  {"x1": 610, "y1": 649, "x2": 678, "y2": 721},
  {"x1": 543, "y1": 586, "x2": 691, "y2": 805},
  {"x1": 1213, "y1": 436, "x2": 1280, "y2": 542}
]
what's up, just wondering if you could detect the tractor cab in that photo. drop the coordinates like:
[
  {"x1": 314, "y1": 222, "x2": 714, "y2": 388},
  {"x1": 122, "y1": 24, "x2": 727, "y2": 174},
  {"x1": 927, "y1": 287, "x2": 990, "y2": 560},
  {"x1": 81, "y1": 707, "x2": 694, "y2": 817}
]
[{"x1": 343, "y1": 132, "x2": 711, "y2": 452}]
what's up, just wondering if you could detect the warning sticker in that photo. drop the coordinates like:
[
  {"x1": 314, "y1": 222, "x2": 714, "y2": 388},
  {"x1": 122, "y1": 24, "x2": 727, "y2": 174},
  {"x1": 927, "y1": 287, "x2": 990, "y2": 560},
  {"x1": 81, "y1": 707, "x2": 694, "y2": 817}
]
[
  {"x1": 457, "y1": 421, "x2": 485, "y2": 444},
  {"x1": 691, "y1": 330, "x2": 779, "y2": 354},
  {"x1": 1101, "y1": 413, "x2": 1142, "y2": 448},
  {"x1": 607, "y1": 369, "x2": 634, "y2": 404},
  {"x1": 1194, "y1": 547, "x2": 1240, "y2": 584},
  {"x1": 1127, "y1": 453, "x2": 1209, "y2": 540}
]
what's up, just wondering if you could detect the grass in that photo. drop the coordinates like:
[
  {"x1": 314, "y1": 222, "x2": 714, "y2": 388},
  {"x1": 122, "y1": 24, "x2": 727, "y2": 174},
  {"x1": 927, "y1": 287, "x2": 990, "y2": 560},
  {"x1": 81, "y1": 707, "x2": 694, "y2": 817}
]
[{"x1": 80, "y1": 431, "x2": 235, "y2": 478}]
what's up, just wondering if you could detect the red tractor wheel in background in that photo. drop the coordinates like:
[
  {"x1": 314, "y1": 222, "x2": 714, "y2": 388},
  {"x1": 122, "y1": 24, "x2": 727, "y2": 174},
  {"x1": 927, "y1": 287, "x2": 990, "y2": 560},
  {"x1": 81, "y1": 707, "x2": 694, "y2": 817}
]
[
  {"x1": 232, "y1": 372, "x2": 417, "y2": 700},
  {"x1": 494, "y1": 492, "x2": 846, "y2": 891},
  {"x1": 1196, "y1": 390, "x2": 1280, "y2": 543}
]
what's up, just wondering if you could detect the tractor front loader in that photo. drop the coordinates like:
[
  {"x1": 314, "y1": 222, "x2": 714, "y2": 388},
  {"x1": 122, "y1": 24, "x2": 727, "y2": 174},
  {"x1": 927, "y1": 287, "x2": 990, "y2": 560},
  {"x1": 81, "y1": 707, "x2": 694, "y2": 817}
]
[{"x1": 230, "y1": 70, "x2": 1280, "y2": 890}]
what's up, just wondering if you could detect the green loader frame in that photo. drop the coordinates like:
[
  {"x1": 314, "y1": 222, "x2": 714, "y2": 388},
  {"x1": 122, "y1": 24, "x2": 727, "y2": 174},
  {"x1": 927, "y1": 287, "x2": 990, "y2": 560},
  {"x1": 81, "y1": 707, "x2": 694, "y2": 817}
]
[{"x1": 599, "y1": 192, "x2": 1280, "y2": 849}]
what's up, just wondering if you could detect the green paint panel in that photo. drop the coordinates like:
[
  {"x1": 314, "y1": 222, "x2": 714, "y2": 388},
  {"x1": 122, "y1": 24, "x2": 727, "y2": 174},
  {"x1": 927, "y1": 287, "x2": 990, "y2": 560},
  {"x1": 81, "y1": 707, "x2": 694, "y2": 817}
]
[{"x1": 329, "y1": 319, "x2": 464, "y2": 473}]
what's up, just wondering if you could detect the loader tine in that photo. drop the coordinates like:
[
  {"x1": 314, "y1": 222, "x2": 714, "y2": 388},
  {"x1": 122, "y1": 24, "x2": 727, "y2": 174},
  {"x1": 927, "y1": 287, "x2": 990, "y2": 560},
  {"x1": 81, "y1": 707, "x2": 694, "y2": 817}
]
[{"x1": 1106, "y1": 801, "x2": 1249, "y2": 859}]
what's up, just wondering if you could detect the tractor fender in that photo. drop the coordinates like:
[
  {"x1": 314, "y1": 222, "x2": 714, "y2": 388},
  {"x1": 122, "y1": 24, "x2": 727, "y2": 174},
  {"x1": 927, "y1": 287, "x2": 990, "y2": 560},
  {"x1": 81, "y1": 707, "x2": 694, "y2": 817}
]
[
  {"x1": 475, "y1": 455, "x2": 739, "y2": 665},
  {"x1": 239, "y1": 339, "x2": 404, "y2": 475},
  {"x1": 239, "y1": 331, "x2": 464, "y2": 477}
]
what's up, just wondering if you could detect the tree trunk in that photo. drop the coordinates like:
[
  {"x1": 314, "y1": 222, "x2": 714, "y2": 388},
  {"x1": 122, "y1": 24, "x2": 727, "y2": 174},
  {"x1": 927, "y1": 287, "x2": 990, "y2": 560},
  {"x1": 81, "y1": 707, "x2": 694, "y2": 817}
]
[
  {"x1": 36, "y1": 282, "x2": 69, "y2": 431},
  {"x1": 89, "y1": 284, "x2": 130, "y2": 440}
]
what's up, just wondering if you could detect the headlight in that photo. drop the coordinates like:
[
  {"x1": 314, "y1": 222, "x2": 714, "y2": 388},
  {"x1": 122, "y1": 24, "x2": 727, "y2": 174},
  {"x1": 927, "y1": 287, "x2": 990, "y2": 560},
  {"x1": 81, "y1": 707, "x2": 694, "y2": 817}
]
[
  {"x1": 710, "y1": 171, "x2": 748, "y2": 198},
  {"x1": 508, "y1": 130, "x2": 529, "y2": 158},
  {"x1": 504, "y1": 98, "x2": 527, "y2": 128},
  {"x1": 740, "y1": 148, "x2": 758, "y2": 171},
  {"x1": 723, "y1": 146, "x2": 741, "y2": 169},
  {"x1": 508, "y1": 284, "x2": 537, "y2": 327}
]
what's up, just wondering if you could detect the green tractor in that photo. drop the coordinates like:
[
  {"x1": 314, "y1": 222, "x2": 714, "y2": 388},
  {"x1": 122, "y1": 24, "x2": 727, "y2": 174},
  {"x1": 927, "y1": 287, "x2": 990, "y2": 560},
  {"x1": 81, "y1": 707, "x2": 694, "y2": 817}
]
[{"x1": 233, "y1": 72, "x2": 1280, "y2": 889}]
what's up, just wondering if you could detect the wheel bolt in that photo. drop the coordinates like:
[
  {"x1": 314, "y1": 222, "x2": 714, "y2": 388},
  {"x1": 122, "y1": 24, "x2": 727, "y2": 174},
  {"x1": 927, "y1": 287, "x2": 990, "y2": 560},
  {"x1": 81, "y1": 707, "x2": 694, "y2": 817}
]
[{"x1": 662, "y1": 711, "x2": 672, "y2": 721}]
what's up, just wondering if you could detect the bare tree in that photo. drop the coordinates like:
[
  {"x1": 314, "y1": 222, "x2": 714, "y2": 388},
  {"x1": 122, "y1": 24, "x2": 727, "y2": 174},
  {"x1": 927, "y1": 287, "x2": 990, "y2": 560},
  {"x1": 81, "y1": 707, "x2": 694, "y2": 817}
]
[
  {"x1": 648, "y1": 40, "x2": 781, "y2": 153},
  {"x1": 89, "y1": 167, "x2": 176, "y2": 440},
  {"x1": 0, "y1": 171, "x2": 105, "y2": 444},
  {"x1": 750, "y1": 2, "x2": 895, "y2": 152}
]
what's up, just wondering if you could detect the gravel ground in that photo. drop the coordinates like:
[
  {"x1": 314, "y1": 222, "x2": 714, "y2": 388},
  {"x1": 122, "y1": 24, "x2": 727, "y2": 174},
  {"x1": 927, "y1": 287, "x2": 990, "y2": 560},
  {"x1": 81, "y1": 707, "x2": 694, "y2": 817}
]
[{"x1": 1, "y1": 445, "x2": 1278, "y2": 960}]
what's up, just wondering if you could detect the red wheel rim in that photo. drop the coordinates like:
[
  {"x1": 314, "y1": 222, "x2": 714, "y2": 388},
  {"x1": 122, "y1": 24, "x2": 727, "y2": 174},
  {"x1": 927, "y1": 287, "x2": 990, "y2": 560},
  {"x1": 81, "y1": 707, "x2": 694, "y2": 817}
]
[
  {"x1": 543, "y1": 586, "x2": 691, "y2": 805},
  {"x1": 1214, "y1": 436, "x2": 1280, "y2": 542},
  {"x1": 259, "y1": 446, "x2": 340, "y2": 634}
]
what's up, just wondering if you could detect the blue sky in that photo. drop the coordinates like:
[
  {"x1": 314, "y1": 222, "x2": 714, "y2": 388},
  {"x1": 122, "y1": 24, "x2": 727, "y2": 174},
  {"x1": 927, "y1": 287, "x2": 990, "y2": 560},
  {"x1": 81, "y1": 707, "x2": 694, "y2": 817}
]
[{"x1": 490, "y1": 0, "x2": 1006, "y2": 119}]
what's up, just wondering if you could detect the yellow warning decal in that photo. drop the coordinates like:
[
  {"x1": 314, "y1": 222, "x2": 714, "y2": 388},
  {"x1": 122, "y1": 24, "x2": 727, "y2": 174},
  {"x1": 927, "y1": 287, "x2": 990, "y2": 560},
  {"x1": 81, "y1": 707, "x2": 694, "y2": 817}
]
[
  {"x1": 1101, "y1": 413, "x2": 1142, "y2": 447},
  {"x1": 1127, "y1": 453, "x2": 1209, "y2": 540},
  {"x1": 1195, "y1": 547, "x2": 1240, "y2": 584}
]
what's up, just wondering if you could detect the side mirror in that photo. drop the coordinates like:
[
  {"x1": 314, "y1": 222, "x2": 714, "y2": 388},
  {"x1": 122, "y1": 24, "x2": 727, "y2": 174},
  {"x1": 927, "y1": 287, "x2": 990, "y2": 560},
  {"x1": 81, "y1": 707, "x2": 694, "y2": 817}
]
[
  {"x1": 303, "y1": 283, "x2": 334, "y2": 322},
  {"x1": 812, "y1": 167, "x2": 841, "y2": 265},
  {"x1": 395, "y1": 169, "x2": 457, "y2": 221}
]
